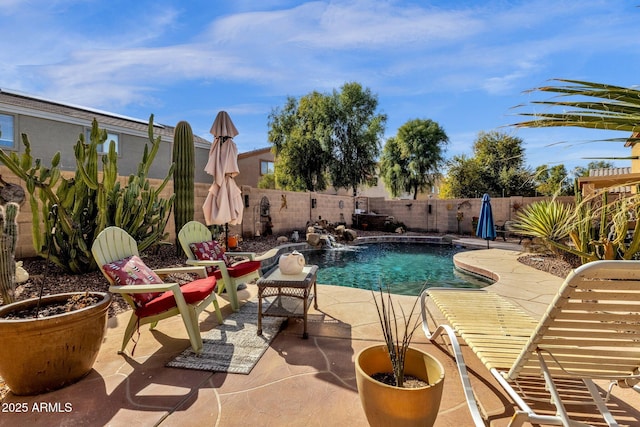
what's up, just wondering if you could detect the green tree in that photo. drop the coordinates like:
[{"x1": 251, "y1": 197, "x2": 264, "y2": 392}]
[
  {"x1": 267, "y1": 82, "x2": 385, "y2": 195},
  {"x1": 439, "y1": 155, "x2": 484, "y2": 198},
  {"x1": 268, "y1": 93, "x2": 332, "y2": 191},
  {"x1": 379, "y1": 137, "x2": 405, "y2": 198},
  {"x1": 442, "y1": 131, "x2": 534, "y2": 198},
  {"x1": 534, "y1": 164, "x2": 572, "y2": 196},
  {"x1": 257, "y1": 173, "x2": 276, "y2": 189},
  {"x1": 380, "y1": 119, "x2": 448, "y2": 199},
  {"x1": 328, "y1": 82, "x2": 386, "y2": 196}
]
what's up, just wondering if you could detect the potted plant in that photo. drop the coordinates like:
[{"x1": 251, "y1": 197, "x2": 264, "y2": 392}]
[
  {"x1": 355, "y1": 285, "x2": 445, "y2": 427},
  {"x1": 0, "y1": 203, "x2": 111, "y2": 396}
]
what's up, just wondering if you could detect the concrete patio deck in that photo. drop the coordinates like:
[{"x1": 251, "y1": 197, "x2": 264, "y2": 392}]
[{"x1": 1, "y1": 243, "x2": 639, "y2": 426}]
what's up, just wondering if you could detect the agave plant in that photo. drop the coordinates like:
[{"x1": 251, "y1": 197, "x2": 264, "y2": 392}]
[
  {"x1": 512, "y1": 78, "x2": 640, "y2": 263},
  {"x1": 512, "y1": 198, "x2": 592, "y2": 261},
  {"x1": 514, "y1": 189, "x2": 640, "y2": 263}
]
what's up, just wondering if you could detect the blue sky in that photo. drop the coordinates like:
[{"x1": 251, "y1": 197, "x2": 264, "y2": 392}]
[{"x1": 1, "y1": 0, "x2": 638, "y2": 173}]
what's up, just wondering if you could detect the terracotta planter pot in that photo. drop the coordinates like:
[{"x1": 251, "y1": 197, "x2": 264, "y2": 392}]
[
  {"x1": 355, "y1": 344, "x2": 445, "y2": 427},
  {"x1": 0, "y1": 292, "x2": 111, "y2": 395}
]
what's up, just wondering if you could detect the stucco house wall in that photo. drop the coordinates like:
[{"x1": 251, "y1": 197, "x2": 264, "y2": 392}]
[
  {"x1": 235, "y1": 147, "x2": 274, "y2": 188},
  {"x1": 0, "y1": 89, "x2": 214, "y2": 184}
]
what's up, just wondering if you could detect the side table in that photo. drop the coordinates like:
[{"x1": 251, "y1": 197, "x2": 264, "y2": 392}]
[{"x1": 256, "y1": 265, "x2": 318, "y2": 339}]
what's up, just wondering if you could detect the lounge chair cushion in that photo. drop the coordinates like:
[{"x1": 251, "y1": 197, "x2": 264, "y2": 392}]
[
  {"x1": 102, "y1": 255, "x2": 163, "y2": 308},
  {"x1": 135, "y1": 276, "x2": 217, "y2": 318}
]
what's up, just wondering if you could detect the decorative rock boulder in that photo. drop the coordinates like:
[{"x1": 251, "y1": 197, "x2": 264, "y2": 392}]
[
  {"x1": 277, "y1": 236, "x2": 289, "y2": 243},
  {"x1": 306, "y1": 233, "x2": 321, "y2": 247},
  {"x1": 344, "y1": 229, "x2": 357, "y2": 242}
]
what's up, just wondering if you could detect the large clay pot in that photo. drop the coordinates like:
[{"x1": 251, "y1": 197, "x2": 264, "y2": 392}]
[
  {"x1": 0, "y1": 292, "x2": 111, "y2": 395},
  {"x1": 355, "y1": 344, "x2": 445, "y2": 427}
]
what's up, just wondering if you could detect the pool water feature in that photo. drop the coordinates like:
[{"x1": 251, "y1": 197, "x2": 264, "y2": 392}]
[{"x1": 302, "y1": 242, "x2": 487, "y2": 296}]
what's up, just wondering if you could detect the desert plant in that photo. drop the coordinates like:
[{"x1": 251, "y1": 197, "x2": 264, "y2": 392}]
[
  {"x1": 515, "y1": 79, "x2": 640, "y2": 140},
  {"x1": 372, "y1": 284, "x2": 422, "y2": 387},
  {"x1": 172, "y1": 120, "x2": 195, "y2": 255},
  {"x1": 0, "y1": 202, "x2": 19, "y2": 304},
  {"x1": 513, "y1": 189, "x2": 640, "y2": 263},
  {"x1": 0, "y1": 116, "x2": 175, "y2": 274}
]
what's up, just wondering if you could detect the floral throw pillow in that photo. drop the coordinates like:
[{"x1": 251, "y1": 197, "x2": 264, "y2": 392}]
[
  {"x1": 102, "y1": 255, "x2": 163, "y2": 308},
  {"x1": 189, "y1": 240, "x2": 230, "y2": 275}
]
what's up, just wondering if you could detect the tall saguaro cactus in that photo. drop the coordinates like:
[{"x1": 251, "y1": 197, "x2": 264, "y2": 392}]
[
  {"x1": 0, "y1": 202, "x2": 19, "y2": 304},
  {"x1": 0, "y1": 116, "x2": 175, "y2": 274},
  {"x1": 172, "y1": 121, "x2": 195, "y2": 254}
]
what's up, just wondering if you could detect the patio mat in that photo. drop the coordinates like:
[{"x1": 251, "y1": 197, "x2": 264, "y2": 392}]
[{"x1": 166, "y1": 299, "x2": 283, "y2": 374}]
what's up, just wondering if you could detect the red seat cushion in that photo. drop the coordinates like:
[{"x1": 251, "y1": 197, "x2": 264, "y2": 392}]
[
  {"x1": 212, "y1": 260, "x2": 261, "y2": 280},
  {"x1": 102, "y1": 255, "x2": 163, "y2": 308},
  {"x1": 135, "y1": 276, "x2": 217, "y2": 318},
  {"x1": 189, "y1": 240, "x2": 230, "y2": 276}
]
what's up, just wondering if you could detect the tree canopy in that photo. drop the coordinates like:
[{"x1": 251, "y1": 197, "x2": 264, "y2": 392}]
[
  {"x1": 533, "y1": 164, "x2": 572, "y2": 196},
  {"x1": 379, "y1": 119, "x2": 448, "y2": 199},
  {"x1": 267, "y1": 82, "x2": 386, "y2": 194},
  {"x1": 441, "y1": 131, "x2": 535, "y2": 198}
]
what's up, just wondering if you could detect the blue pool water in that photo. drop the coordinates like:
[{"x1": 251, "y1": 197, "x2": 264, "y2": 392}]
[{"x1": 302, "y1": 242, "x2": 488, "y2": 296}]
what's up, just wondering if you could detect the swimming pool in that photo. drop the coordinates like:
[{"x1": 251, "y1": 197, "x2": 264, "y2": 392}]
[{"x1": 301, "y1": 242, "x2": 488, "y2": 296}]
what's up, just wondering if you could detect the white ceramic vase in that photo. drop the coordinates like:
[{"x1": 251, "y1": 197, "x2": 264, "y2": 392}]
[{"x1": 279, "y1": 251, "x2": 305, "y2": 275}]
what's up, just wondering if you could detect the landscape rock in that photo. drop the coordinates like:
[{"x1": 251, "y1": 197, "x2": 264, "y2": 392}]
[
  {"x1": 306, "y1": 233, "x2": 321, "y2": 246},
  {"x1": 344, "y1": 229, "x2": 357, "y2": 241}
]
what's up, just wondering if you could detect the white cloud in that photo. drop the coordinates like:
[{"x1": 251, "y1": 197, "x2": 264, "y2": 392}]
[{"x1": 0, "y1": 0, "x2": 637, "y2": 169}]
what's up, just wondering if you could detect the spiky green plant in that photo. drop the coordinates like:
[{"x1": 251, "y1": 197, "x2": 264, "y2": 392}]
[
  {"x1": 513, "y1": 189, "x2": 640, "y2": 263},
  {"x1": 172, "y1": 121, "x2": 195, "y2": 255},
  {"x1": 513, "y1": 79, "x2": 640, "y2": 262},
  {"x1": 372, "y1": 284, "x2": 423, "y2": 388},
  {"x1": 515, "y1": 79, "x2": 640, "y2": 145},
  {"x1": 0, "y1": 116, "x2": 175, "y2": 274}
]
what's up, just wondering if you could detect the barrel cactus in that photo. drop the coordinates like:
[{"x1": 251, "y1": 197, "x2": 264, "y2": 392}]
[{"x1": 172, "y1": 120, "x2": 195, "y2": 255}]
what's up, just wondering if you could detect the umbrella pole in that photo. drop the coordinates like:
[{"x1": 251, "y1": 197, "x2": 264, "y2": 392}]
[{"x1": 225, "y1": 223, "x2": 229, "y2": 250}]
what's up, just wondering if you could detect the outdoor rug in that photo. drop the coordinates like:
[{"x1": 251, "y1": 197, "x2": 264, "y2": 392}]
[{"x1": 166, "y1": 299, "x2": 283, "y2": 374}]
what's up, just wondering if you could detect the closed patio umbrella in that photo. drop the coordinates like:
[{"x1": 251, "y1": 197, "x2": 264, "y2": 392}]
[
  {"x1": 203, "y1": 111, "x2": 243, "y2": 244},
  {"x1": 476, "y1": 193, "x2": 496, "y2": 249}
]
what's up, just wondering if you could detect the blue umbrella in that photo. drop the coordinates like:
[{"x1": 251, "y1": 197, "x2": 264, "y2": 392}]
[{"x1": 476, "y1": 193, "x2": 496, "y2": 248}]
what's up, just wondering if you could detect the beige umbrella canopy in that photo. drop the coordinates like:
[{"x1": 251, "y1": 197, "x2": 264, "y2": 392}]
[{"x1": 203, "y1": 111, "x2": 243, "y2": 227}]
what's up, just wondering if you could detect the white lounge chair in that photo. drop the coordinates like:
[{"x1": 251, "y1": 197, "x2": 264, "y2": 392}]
[{"x1": 421, "y1": 260, "x2": 640, "y2": 426}]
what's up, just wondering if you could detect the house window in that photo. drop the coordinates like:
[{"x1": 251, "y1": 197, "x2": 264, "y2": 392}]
[
  {"x1": 86, "y1": 129, "x2": 119, "y2": 154},
  {"x1": 260, "y1": 160, "x2": 274, "y2": 175},
  {"x1": 0, "y1": 114, "x2": 15, "y2": 149}
]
